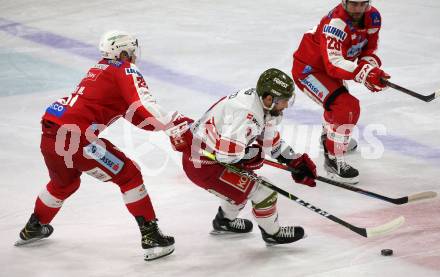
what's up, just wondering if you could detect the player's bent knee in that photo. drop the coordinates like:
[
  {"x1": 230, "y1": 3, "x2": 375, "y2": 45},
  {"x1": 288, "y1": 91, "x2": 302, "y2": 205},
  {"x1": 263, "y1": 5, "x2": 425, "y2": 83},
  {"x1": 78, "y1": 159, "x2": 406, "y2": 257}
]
[
  {"x1": 112, "y1": 161, "x2": 144, "y2": 192},
  {"x1": 46, "y1": 178, "x2": 81, "y2": 200}
]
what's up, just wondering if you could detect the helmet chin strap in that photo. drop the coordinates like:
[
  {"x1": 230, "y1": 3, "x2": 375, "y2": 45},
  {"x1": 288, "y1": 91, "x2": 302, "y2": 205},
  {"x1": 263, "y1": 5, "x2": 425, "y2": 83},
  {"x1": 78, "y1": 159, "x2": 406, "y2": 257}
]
[{"x1": 259, "y1": 96, "x2": 275, "y2": 111}]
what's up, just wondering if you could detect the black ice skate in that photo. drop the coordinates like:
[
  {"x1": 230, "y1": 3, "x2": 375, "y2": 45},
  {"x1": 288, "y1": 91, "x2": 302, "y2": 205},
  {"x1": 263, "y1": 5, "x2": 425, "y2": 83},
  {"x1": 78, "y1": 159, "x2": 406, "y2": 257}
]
[
  {"x1": 15, "y1": 213, "x2": 54, "y2": 246},
  {"x1": 259, "y1": 226, "x2": 305, "y2": 245},
  {"x1": 136, "y1": 217, "x2": 175, "y2": 261},
  {"x1": 324, "y1": 153, "x2": 359, "y2": 184},
  {"x1": 211, "y1": 207, "x2": 253, "y2": 235}
]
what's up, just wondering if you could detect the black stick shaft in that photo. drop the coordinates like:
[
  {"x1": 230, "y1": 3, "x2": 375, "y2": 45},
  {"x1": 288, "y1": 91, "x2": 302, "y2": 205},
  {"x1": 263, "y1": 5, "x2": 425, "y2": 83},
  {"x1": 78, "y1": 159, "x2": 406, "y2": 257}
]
[
  {"x1": 264, "y1": 159, "x2": 408, "y2": 204},
  {"x1": 383, "y1": 80, "x2": 436, "y2": 102}
]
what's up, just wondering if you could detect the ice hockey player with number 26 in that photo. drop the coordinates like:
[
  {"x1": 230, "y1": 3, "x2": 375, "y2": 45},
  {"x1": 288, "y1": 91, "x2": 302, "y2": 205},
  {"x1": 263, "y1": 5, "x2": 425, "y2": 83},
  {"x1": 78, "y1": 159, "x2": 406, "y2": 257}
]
[
  {"x1": 292, "y1": 0, "x2": 391, "y2": 184},
  {"x1": 15, "y1": 30, "x2": 193, "y2": 261},
  {"x1": 175, "y1": 68, "x2": 317, "y2": 245}
]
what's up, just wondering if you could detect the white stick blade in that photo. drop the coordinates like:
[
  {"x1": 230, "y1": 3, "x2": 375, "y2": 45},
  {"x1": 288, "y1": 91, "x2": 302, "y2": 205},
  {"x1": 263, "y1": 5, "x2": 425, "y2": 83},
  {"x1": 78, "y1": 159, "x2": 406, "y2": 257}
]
[
  {"x1": 435, "y1": 89, "x2": 440, "y2": 98},
  {"x1": 366, "y1": 216, "x2": 405, "y2": 238},
  {"x1": 408, "y1": 191, "x2": 437, "y2": 203}
]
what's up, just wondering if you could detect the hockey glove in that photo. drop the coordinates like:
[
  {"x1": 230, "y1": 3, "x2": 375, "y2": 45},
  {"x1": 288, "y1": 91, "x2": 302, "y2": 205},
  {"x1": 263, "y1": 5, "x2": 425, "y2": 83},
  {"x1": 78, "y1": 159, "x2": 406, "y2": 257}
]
[
  {"x1": 365, "y1": 66, "x2": 390, "y2": 92},
  {"x1": 166, "y1": 114, "x2": 194, "y2": 152},
  {"x1": 355, "y1": 62, "x2": 391, "y2": 93},
  {"x1": 287, "y1": 153, "x2": 317, "y2": 187},
  {"x1": 237, "y1": 144, "x2": 264, "y2": 171}
]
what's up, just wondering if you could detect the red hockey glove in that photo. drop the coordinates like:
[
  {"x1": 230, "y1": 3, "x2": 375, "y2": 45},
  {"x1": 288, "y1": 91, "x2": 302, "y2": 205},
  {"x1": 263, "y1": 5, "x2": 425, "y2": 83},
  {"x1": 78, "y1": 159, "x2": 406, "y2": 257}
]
[
  {"x1": 237, "y1": 144, "x2": 264, "y2": 171},
  {"x1": 365, "y1": 66, "x2": 391, "y2": 92},
  {"x1": 288, "y1": 153, "x2": 317, "y2": 187},
  {"x1": 166, "y1": 114, "x2": 194, "y2": 152},
  {"x1": 355, "y1": 62, "x2": 391, "y2": 93}
]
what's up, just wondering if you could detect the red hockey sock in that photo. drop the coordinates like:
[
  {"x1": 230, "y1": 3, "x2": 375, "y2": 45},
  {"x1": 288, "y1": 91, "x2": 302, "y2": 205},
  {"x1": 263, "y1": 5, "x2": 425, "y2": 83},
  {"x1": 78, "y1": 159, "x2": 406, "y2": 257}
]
[{"x1": 121, "y1": 184, "x2": 156, "y2": 221}]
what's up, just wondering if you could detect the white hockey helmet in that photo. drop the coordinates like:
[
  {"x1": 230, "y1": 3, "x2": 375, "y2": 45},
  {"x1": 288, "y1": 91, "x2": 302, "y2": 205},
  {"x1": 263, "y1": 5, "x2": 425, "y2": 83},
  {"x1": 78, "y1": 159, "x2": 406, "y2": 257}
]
[{"x1": 99, "y1": 30, "x2": 139, "y2": 61}]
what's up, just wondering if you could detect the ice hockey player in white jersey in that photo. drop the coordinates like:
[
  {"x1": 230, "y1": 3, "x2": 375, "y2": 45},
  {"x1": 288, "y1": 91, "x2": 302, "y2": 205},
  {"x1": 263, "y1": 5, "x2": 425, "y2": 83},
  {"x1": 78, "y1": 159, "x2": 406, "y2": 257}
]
[{"x1": 177, "y1": 68, "x2": 317, "y2": 245}]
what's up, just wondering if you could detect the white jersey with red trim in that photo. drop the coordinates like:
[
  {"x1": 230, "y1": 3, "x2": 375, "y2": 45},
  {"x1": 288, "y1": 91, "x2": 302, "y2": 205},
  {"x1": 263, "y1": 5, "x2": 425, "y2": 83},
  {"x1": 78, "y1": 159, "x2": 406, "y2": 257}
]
[{"x1": 191, "y1": 88, "x2": 288, "y2": 164}]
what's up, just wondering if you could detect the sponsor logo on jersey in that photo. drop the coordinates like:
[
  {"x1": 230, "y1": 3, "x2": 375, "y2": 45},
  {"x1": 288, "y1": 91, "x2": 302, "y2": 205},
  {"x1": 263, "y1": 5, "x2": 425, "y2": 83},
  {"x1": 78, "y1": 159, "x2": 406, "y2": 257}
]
[
  {"x1": 125, "y1": 68, "x2": 143, "y2": 77},
  {"x1": 84, "y1": 167, "x2": 112, "y2": 181},
  {"x1": 84, "y1": 143, "x2": 124, "y2": 175},
  {"x1": 246, "y1": 113, "x2": 261, "y2": 129},
  {"x1": 92, "y1": 64, "x2": 109, "y2": 70},
  {"x1": 370, "y1": 12, "x2": 381, "y2": 27},
  {"x1": 46, "y1": 102, "x2": 66, "y2": 117},
  {"x1": 328, "y1": 50, "x2": 342, "y2": 57},
  {"x1": 300, "y1": 75, "x2": 330, "y2": 101},
  {"x1": 323, "y1": 24, "x2": 347, "y2": 41},
  {"x1": 302, "y1": 65, "x2": 313, "y2": 75},
  {"x1": 107, "y1": 60, "x2": 122, "y2": 67},
  {"x1": 219, "y1": 168, "x2": 252, "y2": 193},
  {"x1": 87, "y1": 71, "x2": 96, "y2": 79},
  {"x1": 347, "y1": 39, "x2": 368, "y2": 58}
]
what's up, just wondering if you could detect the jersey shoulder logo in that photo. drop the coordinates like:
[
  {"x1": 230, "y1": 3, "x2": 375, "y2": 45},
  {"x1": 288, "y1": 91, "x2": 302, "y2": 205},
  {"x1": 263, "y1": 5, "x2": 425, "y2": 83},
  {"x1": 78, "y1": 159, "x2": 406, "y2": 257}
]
[
  {"x1": 369, "y1": 12, "x2": 381, "y2": 27},
  {"x1": 45, "y1": 102, "x2": 66, "y2": 117}
]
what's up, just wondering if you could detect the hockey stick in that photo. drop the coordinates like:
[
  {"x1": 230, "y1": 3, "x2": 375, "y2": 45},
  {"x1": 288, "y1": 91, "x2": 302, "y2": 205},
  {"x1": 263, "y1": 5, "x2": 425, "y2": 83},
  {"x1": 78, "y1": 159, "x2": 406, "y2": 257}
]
[
  {"x1": 383, "y1": 80, "x2": 440, "y2": 102},
  {"x1": 263, "y1": 159, "x2": 437, "y2": 205},
  {"x1": 202, "y1": 150, "x2": 404, "y2": 238}
]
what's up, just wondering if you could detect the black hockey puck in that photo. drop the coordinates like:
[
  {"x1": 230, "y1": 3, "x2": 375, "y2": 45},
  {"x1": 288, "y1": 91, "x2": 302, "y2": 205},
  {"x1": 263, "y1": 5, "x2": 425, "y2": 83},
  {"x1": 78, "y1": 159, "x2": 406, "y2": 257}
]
[{"x1": 381, "y1": 249, "x2": 393, "y2": 256}]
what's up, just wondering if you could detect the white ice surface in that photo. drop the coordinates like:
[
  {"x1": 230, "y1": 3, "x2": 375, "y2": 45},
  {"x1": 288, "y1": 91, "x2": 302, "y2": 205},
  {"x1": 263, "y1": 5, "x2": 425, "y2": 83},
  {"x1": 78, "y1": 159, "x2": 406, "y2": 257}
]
[{"x1": 1, "y1": 1, "x2": 440, "y2": 276}]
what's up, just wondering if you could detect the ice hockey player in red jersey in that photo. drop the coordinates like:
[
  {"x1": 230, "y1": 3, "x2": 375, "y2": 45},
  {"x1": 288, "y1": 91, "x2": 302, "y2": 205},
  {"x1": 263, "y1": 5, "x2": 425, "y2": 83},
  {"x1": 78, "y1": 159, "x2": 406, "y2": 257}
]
[
  {"x1": 15, "y1": 30, "x2": 192, "y2": 261},
  {"x1": 177, "y1": 68, "x2": 317, "y2": 245},
  {"x1": 292, "y1": 0, "x2": 390, "y2": 184}
]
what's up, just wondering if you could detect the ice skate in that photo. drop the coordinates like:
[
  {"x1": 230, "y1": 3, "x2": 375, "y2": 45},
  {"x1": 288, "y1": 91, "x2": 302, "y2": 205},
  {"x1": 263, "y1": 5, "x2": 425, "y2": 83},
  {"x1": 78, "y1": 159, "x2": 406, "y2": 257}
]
[
  {"x1": 324, "y1": 153, "x2": 359, "y2": 184},
  {"x1": 136, "y1": 217, "x2": 175, "y2": 261},
  {"x1": 259, "y1": 226, "x2": 305, "y2": 245},
  {"x1": 15, "y1": 214, "x2": 54, "y2": 246},
  {"x1": 211, "y1": 207, "x2": 253, "y2": 235}
]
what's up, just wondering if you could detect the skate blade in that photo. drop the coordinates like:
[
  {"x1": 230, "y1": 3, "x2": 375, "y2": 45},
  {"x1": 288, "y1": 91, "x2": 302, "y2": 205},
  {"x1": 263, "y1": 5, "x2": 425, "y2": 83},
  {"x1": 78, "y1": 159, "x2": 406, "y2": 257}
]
[
  {"x1": 144, "y1": 245, "x2": 174, "y2": 261},
  {"x1": 14, "y1": 237, "x2": 46, "y2": 247},
  {"x1": 210, "y1": 229, "x2": 251, "y2": 236},
  {"x1": 264, "y1": 233, "x2": 307, "y2": 246},
  {"x1": 325, "y1": 172, "x2": 359, "y2": 185}
]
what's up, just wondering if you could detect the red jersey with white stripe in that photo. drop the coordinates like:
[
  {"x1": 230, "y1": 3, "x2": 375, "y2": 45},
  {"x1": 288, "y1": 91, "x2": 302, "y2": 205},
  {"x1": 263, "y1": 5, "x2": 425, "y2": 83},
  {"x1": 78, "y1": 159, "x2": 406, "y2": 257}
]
[
  {"x1": 293, "y1": 4, "x2": 382, "y2": 80},
  {"x1": 43, "y1": 59, "x2": 175, "y2": 135},
  {"x1": 191, "y1": 88, "x2": 287, "y2": 164}
]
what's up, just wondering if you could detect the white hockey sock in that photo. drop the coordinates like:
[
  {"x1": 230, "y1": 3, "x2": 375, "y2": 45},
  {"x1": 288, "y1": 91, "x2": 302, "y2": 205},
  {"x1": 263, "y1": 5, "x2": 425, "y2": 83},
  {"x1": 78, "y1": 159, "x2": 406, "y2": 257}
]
[{"x1": 220, "y1": 200, "x2": 245, "y2": 220}]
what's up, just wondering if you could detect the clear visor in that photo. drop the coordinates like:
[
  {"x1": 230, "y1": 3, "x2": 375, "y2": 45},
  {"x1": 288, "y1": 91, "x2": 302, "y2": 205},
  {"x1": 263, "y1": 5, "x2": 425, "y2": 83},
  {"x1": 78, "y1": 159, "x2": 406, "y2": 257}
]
[
  {"x1": 128, "y1": 39, "x2": 140, "y2": 61},
  {"x1": 273, "y1": 94, "x2": 295, "y2": 108}
]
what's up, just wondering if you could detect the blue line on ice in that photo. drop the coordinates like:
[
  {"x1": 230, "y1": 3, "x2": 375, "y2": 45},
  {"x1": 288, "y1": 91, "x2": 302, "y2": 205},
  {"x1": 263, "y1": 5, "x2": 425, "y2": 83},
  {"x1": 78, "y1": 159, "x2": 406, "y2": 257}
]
[{"x1": 1, "y1": 18, "x2": 439, "y2": 164}]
